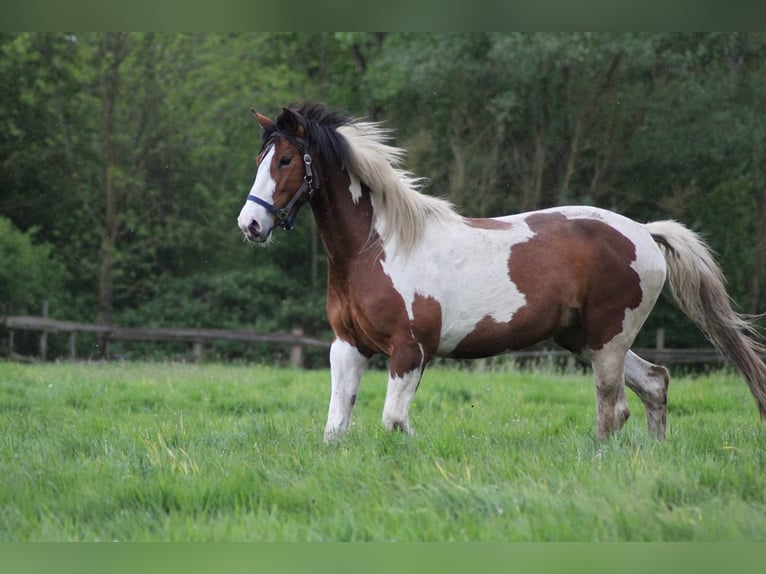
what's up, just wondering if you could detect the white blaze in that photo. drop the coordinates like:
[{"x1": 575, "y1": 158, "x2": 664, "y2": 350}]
[{"x1": 238, "y1": 146, "x2": 277, "y2": 235}]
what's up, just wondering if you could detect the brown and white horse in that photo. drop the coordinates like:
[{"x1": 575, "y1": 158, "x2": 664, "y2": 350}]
[{"x1": 237, "y1": 103, "x2": 766, "y2": 441}]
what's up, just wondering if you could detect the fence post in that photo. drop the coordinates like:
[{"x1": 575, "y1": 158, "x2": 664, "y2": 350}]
[
  {"x1": 290, "y1": 325, "x2": 304, "y2": 368},
  {"x1": 39, "y1": 300, "x2": 49, "y2": 361},
  {"x1": 566, "y1": 354, "x2": 576, "y2": 375},
  {"x1": 655, "y1": 328, "x2": 665, "y2": 350},
  {"x1": 192, "y1": 341, "x2": 203, "y2": 362},
  {"x1": 68, "y1": 332, "x2": 77, "y2": 360}
]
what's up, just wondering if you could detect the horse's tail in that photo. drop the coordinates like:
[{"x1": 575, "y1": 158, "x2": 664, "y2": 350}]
[{"x1": 645, "y1": 220, "x2": 766, "y2": 420}]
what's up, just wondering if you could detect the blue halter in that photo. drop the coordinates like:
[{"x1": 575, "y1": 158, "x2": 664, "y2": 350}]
[{"x1": 247, "y1": 137, "x2": 317, "y2": 231}]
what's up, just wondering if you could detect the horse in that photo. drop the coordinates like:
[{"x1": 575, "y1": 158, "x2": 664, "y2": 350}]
[{"x1": 237, "y1": 102, "x2": 766, "y2": 441}]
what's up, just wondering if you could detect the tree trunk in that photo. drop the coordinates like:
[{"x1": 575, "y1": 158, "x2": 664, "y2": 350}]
[{"x1": 95, "y1": 34, "x2": 125, "y2": 356}]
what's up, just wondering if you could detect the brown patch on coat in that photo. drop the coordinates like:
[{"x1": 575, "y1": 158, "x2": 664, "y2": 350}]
[
  {"x1": 328, "y1": 271, "x2": 441, "y2": 377},
  {"x1": 322, "y1": 177, "x2": 394, "y2": 357},
  {"x1": 321, "y1": 173, "x2": 440, "y2": 377},
  {"x1": 451, "y1": 212, "x2": 643, "y2": 357},
  {"x1": 411, "y1": 294, "x2": 442, "y2": 358},
  {"x1": 450, "y1": 314, "x2": 556, "y2": 359},
  {"x1": 464, "y1": 217, "x2": 513, "y2": 230},
  {"x1": 326, "y1": 250, "x2": 402, "y2": 359}
]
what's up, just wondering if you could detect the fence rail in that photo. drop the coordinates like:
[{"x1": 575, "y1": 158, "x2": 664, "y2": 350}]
[
  {"x1": 0, "y1": 314, "x2": 750, "y2": 367},
  {"x1": 1, "y1": 315, "x2": 330, "y2": 365}
]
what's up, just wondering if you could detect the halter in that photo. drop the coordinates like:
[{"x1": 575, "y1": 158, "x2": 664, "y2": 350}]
[{"x1": 247, "y1": 135, "x2": 318, "y2": 231}]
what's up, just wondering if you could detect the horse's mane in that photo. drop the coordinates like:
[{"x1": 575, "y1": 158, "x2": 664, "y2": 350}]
[{"x1": 274, "y1": 103, "x2": 460, "y2": 252}]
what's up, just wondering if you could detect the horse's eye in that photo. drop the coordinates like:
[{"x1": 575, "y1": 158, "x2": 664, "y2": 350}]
[{"x1": 278, "y1": 156, "x2": 292, "y2": 167}]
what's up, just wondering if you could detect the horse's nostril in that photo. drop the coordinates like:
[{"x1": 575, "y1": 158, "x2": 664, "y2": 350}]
[{"x1": 247, "y1": 220, "x2": 261, "y2": 238}]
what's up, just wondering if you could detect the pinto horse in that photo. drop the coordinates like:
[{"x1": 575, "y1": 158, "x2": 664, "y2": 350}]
[{"x1": 237, "y1": 103, "x2": 766, "y2": 441}]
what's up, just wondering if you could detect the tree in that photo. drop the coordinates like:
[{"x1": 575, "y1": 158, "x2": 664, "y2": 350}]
[
  {"x1": 364, "y1": 34, "x2": 671, "y2": 214},
  {"x1": 2, "y1": 33, "x2": 765, "y2": 358},
  {"x1": 365, "y1": 33, "x2": 766, "y2": 346},
  {"x1": 0, "y1": 217, "x2": 66, "y2": 315},
  {"x1": 2, "y1": 33, "x2": 313, "y2": 327},
  {"x1": 622, "y1": 33, "x2": 766, "y2": 319}
]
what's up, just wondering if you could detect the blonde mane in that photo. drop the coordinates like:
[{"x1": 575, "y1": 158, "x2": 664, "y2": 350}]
[{"x1": 336, "y1": 121, "x2": 460, "y2": 252}]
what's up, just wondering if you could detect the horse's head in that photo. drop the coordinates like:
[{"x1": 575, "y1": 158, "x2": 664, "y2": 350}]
[{"x1": 237, "y1": 107, "x2": 317, "y2": 243}]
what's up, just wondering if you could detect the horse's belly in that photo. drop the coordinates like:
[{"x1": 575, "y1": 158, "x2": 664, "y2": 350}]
[
  {"x1": 435, "y1": 293, "x2": 526, "y2": 356},
  {"x1": 436, "y1": 292, "x2": 564, "y2": 358}
]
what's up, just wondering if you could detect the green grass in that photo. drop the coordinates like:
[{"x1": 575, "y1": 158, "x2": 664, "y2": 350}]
[{"x1": 1, "y1": 360, "x2": 765, "y2": 541}]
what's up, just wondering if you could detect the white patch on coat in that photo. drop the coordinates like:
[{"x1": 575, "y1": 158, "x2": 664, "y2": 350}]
[
  {"x1": 348, "y1": 172, "x2": 362, "y2": 204},
  {"x1": 378, "y1": 212, "x2": 535, "y2": 355}
]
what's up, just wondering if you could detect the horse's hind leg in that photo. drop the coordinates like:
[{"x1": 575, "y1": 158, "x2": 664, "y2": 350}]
[
  {"x1": 624, "y1": 350, "x2": 669, "y2": 440},
  {"x1": 554, "y1": 329, "x2": 630, "y2": 439},
  {"x1": 590, "y1": 345, "x2": 631, "y2": 440}
]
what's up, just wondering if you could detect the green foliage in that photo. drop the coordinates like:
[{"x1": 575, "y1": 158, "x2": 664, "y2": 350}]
[
  {"x1": 2, "y1": 33, "x2": 766, "y2": 353},
  {"x1": 115, "y1": 267, "x2": 329, "y2": 364},
  {"x1": 2, "y1": 362, "x2": 765, "y2": 541},
  {"x1": 0, "y1": 217, "x2": 67, "y2": 315}
]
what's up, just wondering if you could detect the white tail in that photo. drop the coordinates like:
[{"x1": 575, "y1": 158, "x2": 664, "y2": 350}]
[{"x1": 645, "y1": 220, "x2": 766, "y2": 420}]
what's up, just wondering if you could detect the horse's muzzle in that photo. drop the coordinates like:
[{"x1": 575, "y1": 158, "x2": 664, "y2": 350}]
[{"x1": 241, "y1": 218, "x2": 270, "y2": 243}]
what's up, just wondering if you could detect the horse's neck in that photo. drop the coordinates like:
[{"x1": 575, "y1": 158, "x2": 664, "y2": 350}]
[{"x1": 310, "y1": 170, "x2": 377, "y2": 267}]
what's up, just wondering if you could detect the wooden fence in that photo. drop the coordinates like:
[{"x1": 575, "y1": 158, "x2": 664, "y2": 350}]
[
  {"x1": 0, "y1": 314, "x2": 742, "y2": 368},
  {"x1": 1, "y1": 314, "x2": 330, "y2": 366}
]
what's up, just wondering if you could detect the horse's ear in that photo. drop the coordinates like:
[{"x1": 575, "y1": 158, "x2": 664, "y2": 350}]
[
  {"x1": 278, "y1": 107, "x2": 306, "y2": 138},
  {"x1": 251, "y1": 108, "x2": 274, "y2": 131}
]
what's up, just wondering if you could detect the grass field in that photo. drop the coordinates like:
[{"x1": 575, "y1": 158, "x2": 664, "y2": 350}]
[{"x1": 1, "y1": 360, "x2": 765, "y2": 541}]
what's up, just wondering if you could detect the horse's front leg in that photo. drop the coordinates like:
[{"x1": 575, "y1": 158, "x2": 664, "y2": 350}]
[
  {"x1": 324, "y1": 339, "x2": 368, "y2": 441},
  {"x1": 382, "y1": 343, "x2": 427, "y2": 434}
]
